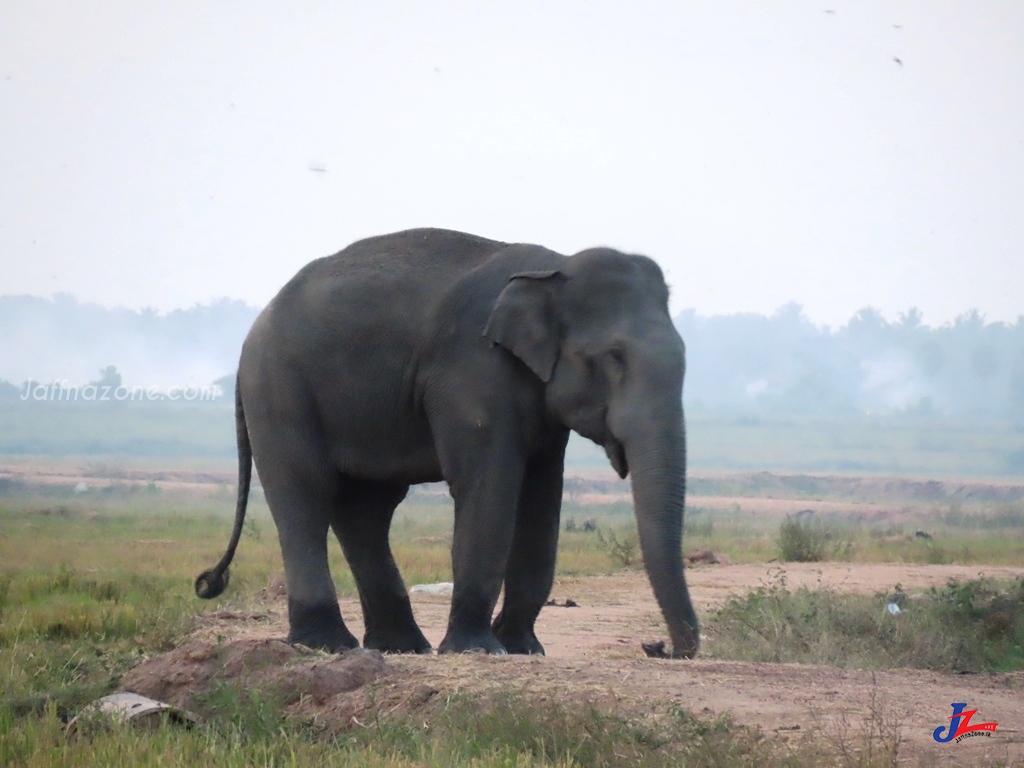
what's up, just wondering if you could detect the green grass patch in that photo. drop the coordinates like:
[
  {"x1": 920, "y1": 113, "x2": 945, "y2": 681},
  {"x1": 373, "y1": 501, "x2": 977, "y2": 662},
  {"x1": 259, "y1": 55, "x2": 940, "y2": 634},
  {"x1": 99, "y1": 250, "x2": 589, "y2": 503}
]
[
  {"x1": 0, "y1": 688, "x2": 904, "y2": 768},
  {"x1": 344, "y1": 693, "x2": 776, "y2": 768},
  {"x1": 709, "y1": 575, "x2": 1024, "y2": 673}
]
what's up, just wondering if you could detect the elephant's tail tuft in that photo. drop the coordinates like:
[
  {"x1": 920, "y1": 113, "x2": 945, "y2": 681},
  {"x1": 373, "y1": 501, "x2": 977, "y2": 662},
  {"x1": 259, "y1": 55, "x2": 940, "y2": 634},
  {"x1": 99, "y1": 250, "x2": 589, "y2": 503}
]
[
  {"x1": 194, "y1": 567, "x2": 230, "y2": 599},
  {"x1": 194, "y1": 373, "x2": 252, "y2": 600}
]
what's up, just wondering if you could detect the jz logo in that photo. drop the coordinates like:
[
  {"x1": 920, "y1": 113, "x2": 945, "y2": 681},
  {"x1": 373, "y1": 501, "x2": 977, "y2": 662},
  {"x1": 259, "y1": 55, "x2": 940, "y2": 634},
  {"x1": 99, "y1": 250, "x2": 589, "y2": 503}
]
[{"x1": 933, "y1": 703, "x2": 998, "y2": 744}]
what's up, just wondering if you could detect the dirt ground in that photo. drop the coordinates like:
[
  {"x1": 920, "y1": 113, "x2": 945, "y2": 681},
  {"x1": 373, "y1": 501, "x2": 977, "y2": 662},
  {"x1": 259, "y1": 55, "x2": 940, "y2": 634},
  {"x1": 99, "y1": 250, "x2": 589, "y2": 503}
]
[{"x1": 123, "y1": 563, "x2": 1024, "y2": 765}]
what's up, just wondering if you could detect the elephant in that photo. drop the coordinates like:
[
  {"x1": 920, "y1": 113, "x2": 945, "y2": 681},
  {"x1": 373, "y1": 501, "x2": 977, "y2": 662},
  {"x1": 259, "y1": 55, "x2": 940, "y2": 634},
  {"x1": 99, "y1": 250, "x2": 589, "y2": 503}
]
[{"x1": 195, "y1": 227, "x2": 699, "y2": 658}]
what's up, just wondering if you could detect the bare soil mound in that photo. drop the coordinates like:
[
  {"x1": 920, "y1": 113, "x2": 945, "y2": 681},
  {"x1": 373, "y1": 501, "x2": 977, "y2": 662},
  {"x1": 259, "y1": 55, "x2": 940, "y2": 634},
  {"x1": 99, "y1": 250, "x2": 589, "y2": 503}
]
[{"x1": 121, "y1": 638, "x2": 388, "y2": 714}]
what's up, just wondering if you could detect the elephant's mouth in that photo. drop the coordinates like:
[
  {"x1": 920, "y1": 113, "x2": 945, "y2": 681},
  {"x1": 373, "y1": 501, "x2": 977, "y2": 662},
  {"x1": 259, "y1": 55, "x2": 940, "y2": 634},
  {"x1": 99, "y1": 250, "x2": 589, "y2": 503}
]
[{"x1": 604, "y1": 438, "x2": 629, "y2": 479}]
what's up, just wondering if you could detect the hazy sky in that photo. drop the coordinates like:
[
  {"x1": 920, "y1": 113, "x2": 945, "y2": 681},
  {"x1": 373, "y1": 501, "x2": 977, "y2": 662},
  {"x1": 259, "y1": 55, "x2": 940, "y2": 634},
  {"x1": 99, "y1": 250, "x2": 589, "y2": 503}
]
[{"x1": 2, "y1": 1, "x2": 1022, "y2": 327}]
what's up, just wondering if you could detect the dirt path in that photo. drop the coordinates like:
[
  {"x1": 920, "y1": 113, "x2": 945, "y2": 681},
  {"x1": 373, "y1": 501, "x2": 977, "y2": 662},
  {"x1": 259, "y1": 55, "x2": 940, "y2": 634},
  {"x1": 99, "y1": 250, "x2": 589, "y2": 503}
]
[{"x1": 176, "y1": 563, "x2": 1024, "y2": 765}]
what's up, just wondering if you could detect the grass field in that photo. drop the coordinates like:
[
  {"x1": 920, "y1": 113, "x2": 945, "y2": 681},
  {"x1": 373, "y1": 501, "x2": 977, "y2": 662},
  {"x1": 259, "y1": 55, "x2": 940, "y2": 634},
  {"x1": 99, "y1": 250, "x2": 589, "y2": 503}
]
[
  {"x1": 5, "y1": 399, "x2": 1024, "y2": 476},
  {"x1": 2, "y1": 472, "x2": 1023, "y2": 766}
]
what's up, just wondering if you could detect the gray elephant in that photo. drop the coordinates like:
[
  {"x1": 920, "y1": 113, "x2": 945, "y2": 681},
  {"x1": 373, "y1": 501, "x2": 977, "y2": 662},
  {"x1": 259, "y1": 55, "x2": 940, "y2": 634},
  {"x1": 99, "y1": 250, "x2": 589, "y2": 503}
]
[{"x1": 196, "y1": 227, "x2": 699, "y2": 658}]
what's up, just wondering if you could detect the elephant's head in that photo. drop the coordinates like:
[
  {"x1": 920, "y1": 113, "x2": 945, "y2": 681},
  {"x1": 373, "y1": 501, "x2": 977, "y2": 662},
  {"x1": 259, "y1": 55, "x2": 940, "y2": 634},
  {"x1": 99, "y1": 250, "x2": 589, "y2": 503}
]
[{"x1": 484, "y1": 248, "x2": 699, "y2": 658}]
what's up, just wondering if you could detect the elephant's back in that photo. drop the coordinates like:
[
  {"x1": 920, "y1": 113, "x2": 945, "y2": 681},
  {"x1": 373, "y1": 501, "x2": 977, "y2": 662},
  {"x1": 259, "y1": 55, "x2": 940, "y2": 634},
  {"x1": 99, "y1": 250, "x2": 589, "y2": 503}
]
[
  {"x1": 311, "y1": 228, "x2": 506, "y2": 285},
  {"x1": 240, "y1": 229, "x2": 509, "y2": 389},
  {"x1": 277, "y1": 229, "x2": 496, "y2": 323}
]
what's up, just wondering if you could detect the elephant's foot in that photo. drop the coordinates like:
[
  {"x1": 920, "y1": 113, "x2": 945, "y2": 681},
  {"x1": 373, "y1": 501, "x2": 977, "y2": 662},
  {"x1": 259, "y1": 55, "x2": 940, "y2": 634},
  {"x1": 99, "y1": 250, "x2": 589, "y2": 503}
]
[
  {"x1": 437, "y1": 626, "x2": 508, "y2": 655},
  {"x1": 492, "y1": 612, "x2": 545, "y2": 655},
  {"x1": 287, "y1": 599, "x2": 359, "y2": 653},
  {"x1": 493, "y1": 627, "x2": 544, "y2": 655},
  {"x1": 363, "y1": 627, "x2": 433, "y2": 655}
]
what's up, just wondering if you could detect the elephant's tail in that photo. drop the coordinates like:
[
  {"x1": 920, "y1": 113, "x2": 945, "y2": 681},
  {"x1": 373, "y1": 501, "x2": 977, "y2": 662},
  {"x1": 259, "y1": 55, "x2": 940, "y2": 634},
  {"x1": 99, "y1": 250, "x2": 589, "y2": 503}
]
[{"x1": 194, "y1": 373, "x2": 251, "y2": 599}]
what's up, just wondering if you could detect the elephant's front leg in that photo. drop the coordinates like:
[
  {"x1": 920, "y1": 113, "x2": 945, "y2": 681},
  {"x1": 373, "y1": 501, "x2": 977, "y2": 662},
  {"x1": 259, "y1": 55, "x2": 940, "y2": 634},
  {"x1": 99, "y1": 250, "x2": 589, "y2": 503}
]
[
  {"x1": 492, "y1": 433, "x2": 568, "y2": 655},
  {"x1": 438, "y1": 447, "x2": 525, "y2": 655}
]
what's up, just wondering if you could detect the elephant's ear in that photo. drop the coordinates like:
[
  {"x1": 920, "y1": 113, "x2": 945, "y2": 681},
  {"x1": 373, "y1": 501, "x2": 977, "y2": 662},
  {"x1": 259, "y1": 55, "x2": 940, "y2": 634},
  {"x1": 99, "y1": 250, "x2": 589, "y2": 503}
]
[{"x1": 484, "y1": 270, "x2": 566, "y2": 383}]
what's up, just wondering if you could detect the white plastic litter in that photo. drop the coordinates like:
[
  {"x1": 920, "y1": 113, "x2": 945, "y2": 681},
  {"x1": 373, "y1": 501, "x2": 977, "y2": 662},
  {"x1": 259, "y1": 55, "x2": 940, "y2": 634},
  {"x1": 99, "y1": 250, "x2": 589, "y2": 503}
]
[
  {"x1": 66, "y1": 692, "x2": 198, "y2": 733},
  {"x1": 409, "y1": 582, "x2": 454, "y2": 595}
]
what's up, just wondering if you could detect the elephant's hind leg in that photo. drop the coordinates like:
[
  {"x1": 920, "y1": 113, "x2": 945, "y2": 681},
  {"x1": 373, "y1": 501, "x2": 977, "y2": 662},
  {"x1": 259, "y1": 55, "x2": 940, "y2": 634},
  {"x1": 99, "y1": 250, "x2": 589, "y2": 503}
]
[
  {"x1": 331, "y1": 479, "x2": 432, "y2": 654},
  {"x1": 255, "y1": 443, "x2": 359, "y2": 652}
]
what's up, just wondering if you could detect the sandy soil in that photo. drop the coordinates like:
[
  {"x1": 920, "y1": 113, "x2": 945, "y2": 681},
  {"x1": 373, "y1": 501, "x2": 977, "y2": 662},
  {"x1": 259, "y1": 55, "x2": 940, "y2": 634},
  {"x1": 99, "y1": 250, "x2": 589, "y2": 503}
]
[{"x1": 126, "y1": 563, "x2": 1024, "y2": 765}]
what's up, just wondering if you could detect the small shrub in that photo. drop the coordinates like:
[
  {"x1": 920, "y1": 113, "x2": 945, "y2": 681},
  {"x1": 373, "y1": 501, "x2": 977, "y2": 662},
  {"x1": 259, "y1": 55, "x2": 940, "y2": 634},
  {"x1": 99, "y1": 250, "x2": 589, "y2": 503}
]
[
  {"x1": 596, "y1": 528, "x2": 639, "y2": 568},
  {"x1": 922, "y1": 542, "x2": 951, "y2": 564},
  {"x1": 927, "y1": 577, "x2": 1024, "y2": 671},
  {"x1": 778, "y1": 516, "x2": 829, "y2": 562}
]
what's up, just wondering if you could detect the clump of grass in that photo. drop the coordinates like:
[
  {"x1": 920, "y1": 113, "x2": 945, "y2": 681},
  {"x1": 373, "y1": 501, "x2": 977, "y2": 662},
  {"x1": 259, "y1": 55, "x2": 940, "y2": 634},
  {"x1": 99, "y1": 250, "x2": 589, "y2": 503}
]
[
  {"x1": 778, "y1": 515, "x2": 830, "y2": 562},
  {"x1": 0, "y1": 563, "x2": 196, "y2": 711},
  {"x1": 921, "y1": 541, "x2": 952, "y2": 564},
  {"x1": 192, "y1": 683, "x2": 290, "y2": 742},
  {"x1": 0, "y1": 565, "x2": 180, "y2": 647},
  {"x1": 321, "y1": 691, "x2": 835, "y2": 768},
  {"x1": 709, "y1": 575, "x2": 1024, "y2": 673}
]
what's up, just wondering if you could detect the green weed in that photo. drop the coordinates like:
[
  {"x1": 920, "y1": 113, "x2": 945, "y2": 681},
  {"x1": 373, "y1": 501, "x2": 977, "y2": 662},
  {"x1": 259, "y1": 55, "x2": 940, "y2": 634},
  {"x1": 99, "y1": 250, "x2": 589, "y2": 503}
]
[
  {"x1": 595, "y1": 527, "x2": 640, "y2": 568},
  {"x1": 709, "y1": 575, "x2": 1024, "y2": 673}
]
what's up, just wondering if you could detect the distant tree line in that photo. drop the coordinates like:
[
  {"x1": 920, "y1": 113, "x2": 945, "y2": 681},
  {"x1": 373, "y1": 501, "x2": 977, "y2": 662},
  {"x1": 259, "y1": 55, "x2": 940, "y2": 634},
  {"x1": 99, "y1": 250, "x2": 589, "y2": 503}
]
[
  {"x1": 678, "y1": 303, "x2": 1024, "y2": 420},
  {"x1": 0, "y1": 294, "x2": 258, "y2": 399},
  {"x1": 1, "y1": 295, "x2": 1022, "y2": 421}
]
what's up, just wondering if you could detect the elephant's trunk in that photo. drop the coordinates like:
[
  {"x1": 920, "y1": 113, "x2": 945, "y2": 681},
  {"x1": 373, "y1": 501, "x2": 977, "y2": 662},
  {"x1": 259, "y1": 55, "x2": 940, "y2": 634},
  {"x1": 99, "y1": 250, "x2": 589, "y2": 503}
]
[{"x1": 624, "y1": 407, "x2": 699, "y2": 658}]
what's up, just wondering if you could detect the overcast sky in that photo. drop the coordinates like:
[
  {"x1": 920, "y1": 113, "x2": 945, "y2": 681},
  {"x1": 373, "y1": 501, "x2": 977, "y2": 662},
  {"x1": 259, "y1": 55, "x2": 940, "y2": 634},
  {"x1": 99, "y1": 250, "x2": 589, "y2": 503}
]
[{"x1": 2, "y1": 1, "x2": 1022, "y2": 328}]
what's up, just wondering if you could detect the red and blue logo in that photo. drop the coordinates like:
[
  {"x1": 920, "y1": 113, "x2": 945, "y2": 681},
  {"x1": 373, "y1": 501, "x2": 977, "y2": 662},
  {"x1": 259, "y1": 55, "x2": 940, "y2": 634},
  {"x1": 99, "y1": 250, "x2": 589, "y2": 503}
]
[{"x1": 933, "y1": 703, "x2": 998, "y2": 744}]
